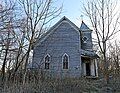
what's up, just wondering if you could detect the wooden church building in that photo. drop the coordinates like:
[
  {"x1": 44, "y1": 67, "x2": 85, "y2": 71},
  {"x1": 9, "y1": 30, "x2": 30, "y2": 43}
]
[{"x1": 31, "y1": 16, "x2": 99, "y2": 78}]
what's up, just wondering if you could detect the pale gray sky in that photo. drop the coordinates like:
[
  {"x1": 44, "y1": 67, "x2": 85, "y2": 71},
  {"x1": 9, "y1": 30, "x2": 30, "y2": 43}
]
[{"x1": 53, "y1": 0, "x2": 120, "y2": 42}]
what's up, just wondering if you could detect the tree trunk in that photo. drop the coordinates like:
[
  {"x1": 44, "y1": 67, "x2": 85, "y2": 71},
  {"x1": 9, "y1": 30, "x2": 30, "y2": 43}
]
[
  {"x1": 103, "y1": 51, "x2": 109, "y2": 84},
  {"x1": 1, "y1": 48, "x2": 8, "y2": 82},
  {"x1": 23, "y1": 45, "x2": 31, "y2": 84}
]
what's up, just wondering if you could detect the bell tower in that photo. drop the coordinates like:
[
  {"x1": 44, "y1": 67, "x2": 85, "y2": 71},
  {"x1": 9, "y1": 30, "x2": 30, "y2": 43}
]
[{"x1": 80, "y1": 21, "x2": 93, "y2": 51}]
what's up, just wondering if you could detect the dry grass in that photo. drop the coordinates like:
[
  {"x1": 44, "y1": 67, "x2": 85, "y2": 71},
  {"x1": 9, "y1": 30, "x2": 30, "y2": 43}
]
[
  {"x1": 0, "y1": 77, "x2": 119, "y2": 93},
  {"x1": 0, "y1": 70, "x2": 120, "y2": 93}
]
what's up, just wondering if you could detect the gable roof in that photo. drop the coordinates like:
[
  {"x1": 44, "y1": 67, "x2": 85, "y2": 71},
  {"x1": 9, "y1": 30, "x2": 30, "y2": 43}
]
[
  {"x1": 35, "y1": 16, "x2": 80, "y2": 47},
  {"x1": 80, "y1": 21, "x2": 92, "y2": 32}
]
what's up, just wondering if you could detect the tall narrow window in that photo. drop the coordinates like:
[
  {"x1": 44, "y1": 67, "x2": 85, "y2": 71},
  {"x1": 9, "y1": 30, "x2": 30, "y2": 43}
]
[
  {"x1": 63, "y1": 54, "x2": 69, "y2": 69},
  {"x1": 44, "y1": 54, "x2": 50, "y2": 69}
]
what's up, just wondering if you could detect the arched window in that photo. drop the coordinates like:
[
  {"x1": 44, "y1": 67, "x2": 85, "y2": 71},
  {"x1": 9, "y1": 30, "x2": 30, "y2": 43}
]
[
  {"x1": 44, "y1": 54, "x2": 50, "y2": 69},
  {"x1": 63, "y1": 53, "x2": 69, "y2": 69}
]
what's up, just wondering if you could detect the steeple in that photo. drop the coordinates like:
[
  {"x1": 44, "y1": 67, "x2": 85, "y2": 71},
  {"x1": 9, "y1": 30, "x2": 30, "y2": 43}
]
[
  {"x1": 80, "y1": 21, "x2": 91, "y2": 31},
  {"x1": 80, "y1": 21, "x2": 93, "y2": 51}
]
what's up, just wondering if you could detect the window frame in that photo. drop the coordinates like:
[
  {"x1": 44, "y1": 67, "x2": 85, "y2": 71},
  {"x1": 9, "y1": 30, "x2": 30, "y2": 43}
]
[
  {"x1": 62, "y1": 53, "x2": 69, "y2": 69},
  {"x1": 44, "y1": 54, "x2": 50, "y2": 69},
  {"x1": 82, "y1": 36, "x2": 88, "y2": 43}
]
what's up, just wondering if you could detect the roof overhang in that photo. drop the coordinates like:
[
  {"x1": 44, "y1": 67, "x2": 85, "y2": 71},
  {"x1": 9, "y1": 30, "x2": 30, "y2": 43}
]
[{"x1": 81, "y1": 49, "x2": 99, "y2": 58}]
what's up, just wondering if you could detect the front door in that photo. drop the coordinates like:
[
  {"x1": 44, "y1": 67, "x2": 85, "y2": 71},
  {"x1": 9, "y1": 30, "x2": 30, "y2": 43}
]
[{"x1": 86, "y1": 63, "x2": 91, "y2": 76}]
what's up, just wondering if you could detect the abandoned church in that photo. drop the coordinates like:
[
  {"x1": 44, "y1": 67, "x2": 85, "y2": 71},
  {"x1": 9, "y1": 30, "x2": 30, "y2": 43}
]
[{"x1": 32, "y1": 16, "x2": 99, "y2": 78}]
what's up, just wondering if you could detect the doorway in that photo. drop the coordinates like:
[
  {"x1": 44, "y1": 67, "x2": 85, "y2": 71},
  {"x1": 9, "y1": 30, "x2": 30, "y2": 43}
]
[{"x1": 86, "y1": 63, "x2": 91, "y2": 76}]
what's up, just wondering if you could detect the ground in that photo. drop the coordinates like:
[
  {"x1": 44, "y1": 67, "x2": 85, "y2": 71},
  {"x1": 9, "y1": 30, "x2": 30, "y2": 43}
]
[
  {"x1": 1, "y1": 77, "x2": 120, "y2": 93},
  {"x1": 0, "y1": 69, "x2": 120, "y2": 93}
]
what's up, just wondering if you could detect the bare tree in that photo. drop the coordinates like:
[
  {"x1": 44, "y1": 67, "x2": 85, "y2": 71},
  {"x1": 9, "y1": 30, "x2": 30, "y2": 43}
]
[
  {"x1": 108, "y1": 41, "x2": 120, "y2": 69},
  {"x1": 17, "y1": 0, "x2": 62, "y2": 84},
  {"x1": 83, "y1": 0, "x2": 120, "y2": 84},
  {"x1": 0, "y1": 0, "x2": 62, "y2": 84},
  {"x1": 0, "y1": 1, "x2": 16, "y2": 82},
  {"x1": 10, "y1": 18, "x2": 31, "y2": 81}
]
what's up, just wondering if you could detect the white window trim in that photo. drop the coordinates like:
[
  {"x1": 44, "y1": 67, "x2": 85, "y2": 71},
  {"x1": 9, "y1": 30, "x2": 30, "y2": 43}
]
[
  {"x1": 44, "y1": 54, "x2": 50, "y2": 69},
  {"x1": 44, "y1": 54, "x2": 50, "y2": 62},
  {"x1": 82, "y1": 36, "x2": 88, "y2": 43},
  {"x1": 62, "y1": 53, "x2": 69, "y2": 69}
]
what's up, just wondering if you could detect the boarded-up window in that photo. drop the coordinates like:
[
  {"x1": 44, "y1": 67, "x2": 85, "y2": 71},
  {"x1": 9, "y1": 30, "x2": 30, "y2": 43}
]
[
  {"x1": 63, "y1": 54, "x2": 69, "y2": 69},
  {"x1": 44, "y1": 55, "x2": 50, "y2": 69}
]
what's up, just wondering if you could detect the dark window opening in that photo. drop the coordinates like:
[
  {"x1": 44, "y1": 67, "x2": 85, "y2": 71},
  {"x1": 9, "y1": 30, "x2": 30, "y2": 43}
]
[
  {"x1": 44, "y1": 55, "x2": 50, "y2": 69},
  {"x1": 86, "y1": 63, "x2": 91, "y2": 76},
  {"x1": 45, "y1": 63, "x2": 50, "y2": 69},
  {"x1": 63, "y1": 54, "x2": 69, "y2": 69}
]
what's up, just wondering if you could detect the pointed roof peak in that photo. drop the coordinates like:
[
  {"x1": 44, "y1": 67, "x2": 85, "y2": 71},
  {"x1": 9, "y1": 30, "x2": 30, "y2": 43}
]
[
  {"x1": 55, "y1": 16, "x2": 79, "y2": 30},
  {"x1": 60, "y1": 16, "x2": 68, "y2": 21},
  {"x1": 63, "y1": 16, "x2": 67, "y2": 20},
  {"x1": 80, "y1": 20, "x2": 92, "y2": 31}
]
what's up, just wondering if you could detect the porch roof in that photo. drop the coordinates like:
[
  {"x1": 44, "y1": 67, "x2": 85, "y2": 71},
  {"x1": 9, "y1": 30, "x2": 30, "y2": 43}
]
[{"x1": 81, "y1": 49, "x2": 99, "y2": 58}]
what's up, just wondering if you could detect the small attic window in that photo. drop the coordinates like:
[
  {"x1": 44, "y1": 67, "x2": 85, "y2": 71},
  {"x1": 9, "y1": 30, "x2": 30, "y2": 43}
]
[{"x1": 82, "y1": 36, "x2": 88, "y2": 43}]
